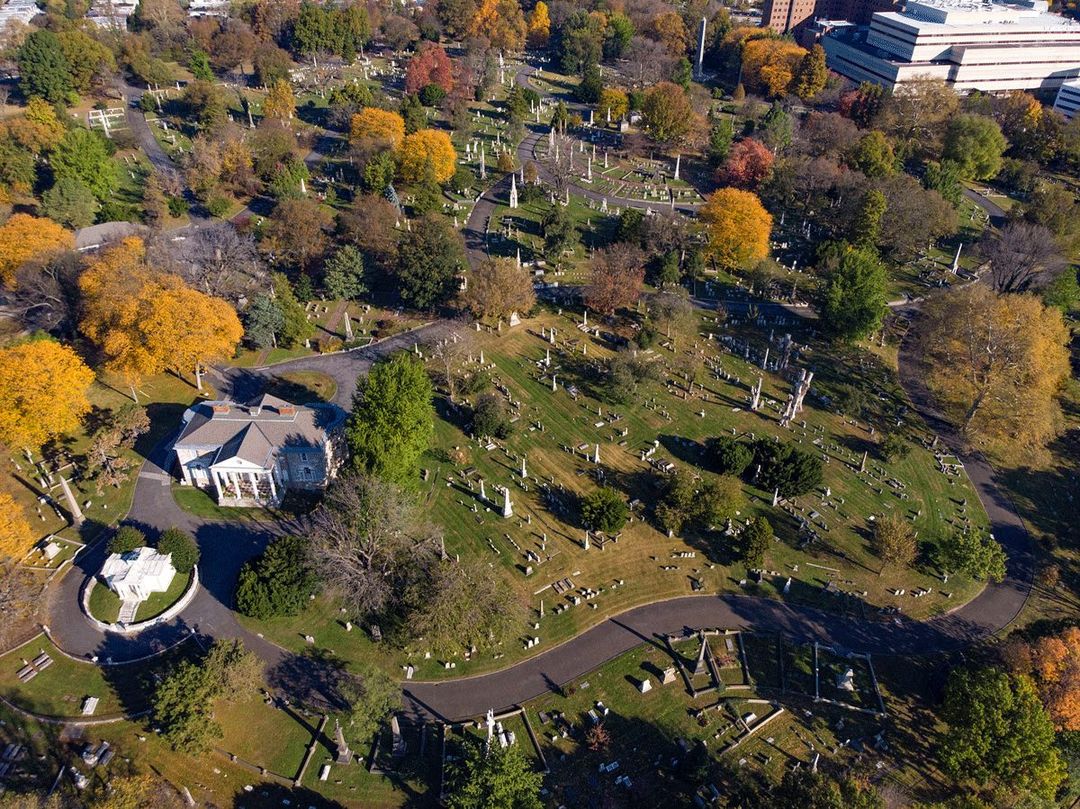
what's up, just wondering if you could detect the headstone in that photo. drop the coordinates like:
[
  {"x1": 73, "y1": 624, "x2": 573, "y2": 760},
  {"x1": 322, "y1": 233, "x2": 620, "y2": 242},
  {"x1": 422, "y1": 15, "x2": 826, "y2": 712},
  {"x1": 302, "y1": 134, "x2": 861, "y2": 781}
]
[
  {"x1": 694, "y1": 634, "x2": 708, "y2": 675},
  {"x1": 638, "y1": 678, "x2": 652, "y2": 693},
  {"x1": 334, "y1": 720, "x2": 352, "y2": 764},
  {"x1": 662, "y1": 667, "x2": 677, "y2": 685}
]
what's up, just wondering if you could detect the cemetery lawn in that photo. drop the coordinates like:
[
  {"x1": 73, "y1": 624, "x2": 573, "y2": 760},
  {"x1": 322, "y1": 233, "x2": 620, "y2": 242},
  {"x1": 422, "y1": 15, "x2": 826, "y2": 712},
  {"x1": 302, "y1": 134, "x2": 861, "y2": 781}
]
[
  {"x1": 0, "y1": 635, "x2": 197, "y2": 719},
  {"x1": 242, "y1": 307, "x2": 989, "y2": 683},
  {"x1": 215, "y1": 695, "x2": 315, "y2": 779}
]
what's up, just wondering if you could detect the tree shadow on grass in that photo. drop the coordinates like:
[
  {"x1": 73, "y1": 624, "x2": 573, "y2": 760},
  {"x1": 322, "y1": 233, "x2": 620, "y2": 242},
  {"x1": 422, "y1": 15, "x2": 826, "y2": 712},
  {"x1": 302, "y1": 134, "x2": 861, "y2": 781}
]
[{"x1": 231, "y1": 782, "x2": 347, "y2": 808}]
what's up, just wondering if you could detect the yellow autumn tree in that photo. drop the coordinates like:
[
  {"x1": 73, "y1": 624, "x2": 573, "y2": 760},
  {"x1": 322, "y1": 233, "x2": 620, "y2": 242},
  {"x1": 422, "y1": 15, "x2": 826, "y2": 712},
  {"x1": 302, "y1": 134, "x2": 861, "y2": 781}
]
[
  {"x1": 470, "y1": 0, "x2": 527, "y2": 51},
  {"x1": 263, "y1": 79, "x2": 296, "y2": 121},
  {"x1": 349, "y1": 108, "x2": 406, "y2": 150},
  {"x1": 921, "y1": 285, "x2": 1070, "y2": 462},
  {"x1": 598, "y1": 88, "x2": 629, "y2": 123},
  {"x1": 742, "y1": 38, "x2": 808, "y2": 97},
  {"x1": 155, "y1": 284, "x2": 244, "y2": 390},
  {"x1": 79, "y1": 237, "x2": 243, "y2": 398},
  {"x1": 0, "y1": 214, "x2": 74, "y2": 288},
  {"x1": 0, "y1": 493, "x2": 33, "y2": 561},
  {"x1": 700, "y1": 188, "x2": 772, "y2": 270},
  {"x1": 0, "y1": 340, "x2": 94, "y2": 452},
  {"x1": 527, "y1": 1, "x2": 550, "y2": 47},
  {"x1": 400, "y1": 129, "x2": 457, "y2": 184}
]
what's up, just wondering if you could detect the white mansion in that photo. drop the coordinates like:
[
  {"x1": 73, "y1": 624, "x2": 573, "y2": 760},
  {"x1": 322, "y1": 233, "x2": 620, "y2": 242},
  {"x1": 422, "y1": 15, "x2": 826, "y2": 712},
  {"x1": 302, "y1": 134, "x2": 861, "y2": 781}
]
[
  {"x1": 173, "y1": 395, "x2": 343, "y2": 507},
  {"x1": 822, "y1": 0, "x2": 1080, "y2": 92}
]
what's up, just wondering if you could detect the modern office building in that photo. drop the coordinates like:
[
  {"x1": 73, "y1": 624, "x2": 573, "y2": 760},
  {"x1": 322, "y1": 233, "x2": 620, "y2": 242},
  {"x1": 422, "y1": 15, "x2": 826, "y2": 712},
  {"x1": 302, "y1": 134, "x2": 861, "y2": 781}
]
[
  {"x1": 1053, "y1": 78, "x2": 1080, "y2": 118},
  {"x1": 822, "y1": 0, "x2": 1080, "y2": 93}
]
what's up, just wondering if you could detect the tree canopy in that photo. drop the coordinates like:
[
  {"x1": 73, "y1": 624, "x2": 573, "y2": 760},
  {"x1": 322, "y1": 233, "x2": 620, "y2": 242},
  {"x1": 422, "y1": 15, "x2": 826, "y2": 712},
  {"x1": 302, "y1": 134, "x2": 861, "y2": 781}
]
[
  {"x1": 941, "y1": 666, "x2": 1065, "y2": 799},
  {"x1": 346, "y1": 352, "x2": 434, "y2": 487},
  {"x1": 0, "y1": 339, "x2": 93, "y2": 451},
  {"x1": 700, "y1": 189, "x2": 772, "y2": 270}
]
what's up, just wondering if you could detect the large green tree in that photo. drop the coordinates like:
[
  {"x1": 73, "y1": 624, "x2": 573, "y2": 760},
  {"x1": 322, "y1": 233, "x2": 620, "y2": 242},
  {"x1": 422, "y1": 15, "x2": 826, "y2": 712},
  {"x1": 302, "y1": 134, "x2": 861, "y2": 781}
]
[
  {"x1": 346, "y1": 353, "x2": 434, "y2": 487},
  {"x1": 18, "y1": 31, "x2": 73, "y2": 104},
  {"x1": 395, "y1": 214, "x2": 467, "y2": 310},
  {"x1": 938, "y1": 530, "x2": 1007, "y2": 582},
  {"x1": 943, "y1": 114, "x2": 1008, "y2": 181},
  {"x1": 50, "y1": 128, "x2": 119, "y2": 202},
  {"x1": 820, "y1": 243, "x2": 888, "y2": 343},
  {"x1": 235, "y1": 535, "x2": 317, "y2": 619},
  {"x1": 41, "y1": 177, "x2": 99, "y2": 228},
  {"x1": 941, "y1": 667, "x2": 1065, "y2": 799},
  {"x1": 446, "y1": 739, "x2": 543, "y2": 809}
]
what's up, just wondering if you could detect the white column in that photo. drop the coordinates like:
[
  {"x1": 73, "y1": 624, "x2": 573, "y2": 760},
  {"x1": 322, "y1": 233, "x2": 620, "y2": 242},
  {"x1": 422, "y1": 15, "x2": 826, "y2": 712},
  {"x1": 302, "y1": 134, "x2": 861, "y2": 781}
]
[
  {"x1": 267, "y1": 470, "x2": 278, "y2": 503},
  {"x1": 248, "y1": 472, "x2": 259, "y2": 501},
  {"x1": 212, "y1": 470, "x2": 224, "y2": 501}
]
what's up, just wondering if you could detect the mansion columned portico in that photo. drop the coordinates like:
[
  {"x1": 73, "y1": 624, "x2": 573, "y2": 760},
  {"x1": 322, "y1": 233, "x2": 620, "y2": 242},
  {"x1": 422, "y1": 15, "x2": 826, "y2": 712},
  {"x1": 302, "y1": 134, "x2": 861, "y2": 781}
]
[{"x1": 173, "y1": 395, "x2": 343, "y2": 507}]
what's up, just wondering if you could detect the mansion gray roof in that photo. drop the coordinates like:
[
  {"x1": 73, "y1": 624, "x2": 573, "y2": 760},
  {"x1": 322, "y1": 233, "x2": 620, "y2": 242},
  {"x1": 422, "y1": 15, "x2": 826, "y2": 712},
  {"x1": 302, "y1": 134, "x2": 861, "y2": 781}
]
[{"x1": 175, "y1": 395, "x2": 337, "y2": 467}]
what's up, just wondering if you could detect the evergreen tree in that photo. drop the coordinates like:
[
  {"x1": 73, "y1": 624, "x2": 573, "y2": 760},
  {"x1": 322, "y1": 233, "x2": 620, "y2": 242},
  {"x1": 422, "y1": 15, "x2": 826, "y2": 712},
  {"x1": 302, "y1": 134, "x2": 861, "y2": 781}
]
[
  {"x1": 242, "y1": 294, "x2": 284, "y2": 349},
  {"x1": 851, "y1": 189, "x2": 887, "y2": 250},
  {"x1": 18, "y1": 30, "x2": 73, "y2": 104},
  {"x1": 742, "y1": 516, "x2": 773, "y2": 568},
  {"x1": 395, "y1": 214, "x2": 466, "y2": 310},
  {"x1": 271, "y1": 272, "x2": 315, "y2": 347},
  {"x1": 41, "y1": 177, "x2": 99, "y2": 228},
  {"x1": 401, "y1": 93, "x2": 426, "y2": 135},
  {"x1": 346, "y1": 352, "x2": 434, "y2": 487},
  {"x1": 820, "y1": 243, "x2": 888, "y2": 342},
  {"x1": 576, "y1": 62, "x2": 603, "y2": 103},
  {"x1": 446, "y1": 740, "x2": 543, "y2": 809},
  {"x1": 323, "y1": 245, "x2": 367, "y2": 301}
]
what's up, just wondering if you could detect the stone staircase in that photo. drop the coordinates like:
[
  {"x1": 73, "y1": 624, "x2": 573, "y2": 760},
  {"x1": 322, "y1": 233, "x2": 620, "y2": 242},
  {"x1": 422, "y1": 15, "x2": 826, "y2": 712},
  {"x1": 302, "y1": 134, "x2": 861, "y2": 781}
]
[{"x1": 118, "y1": 599, "x2": 140, "y2": 624}]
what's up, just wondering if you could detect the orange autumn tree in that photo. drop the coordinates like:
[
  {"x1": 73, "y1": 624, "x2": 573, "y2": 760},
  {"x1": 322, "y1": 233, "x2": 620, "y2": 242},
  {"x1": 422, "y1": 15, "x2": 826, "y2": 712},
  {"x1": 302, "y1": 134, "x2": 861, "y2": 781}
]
[
  {"x1": 719, "y1": 138, "x2": 774, "y2": 189},
  {"x1": 400, "y1": 129, "x2": 457, "y2": 183},
  {"x1": 0, "y1": 214, "x2": 74, "y2": 288},
  {"x1": 742, "y1": 38, "x2": 808, "y2": 97},
  {"x1": 700, "y1": 188, "x2": 772, "y2": 270},
  {"x1": 470, "y1": 0, "x2": 527, "y2": 51},
  {"x1": 79, "y1": 237, "x2": 243, "y2": 398},
  {"x1": 0, "y1": 493, "x2": 33, "y2": 561},
  {"x1": 0, "y1": 339, "x2": 94, "y2": 452},
  {"x1": 1005, "y1": 627, "x2": 1080, "y2": 731},
  {"x1": 349, "y1": 108, "x2": 406, "y2": 150}
]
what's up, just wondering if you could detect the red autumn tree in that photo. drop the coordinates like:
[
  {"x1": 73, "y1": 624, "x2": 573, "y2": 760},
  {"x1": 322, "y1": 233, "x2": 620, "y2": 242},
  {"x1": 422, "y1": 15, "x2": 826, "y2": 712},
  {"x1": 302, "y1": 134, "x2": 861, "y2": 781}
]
[
  {"x1": 405, "y1": 42, "x2": 454, "y2": 95},
  {"x1": 584, "y1": 243, "x2": 646, "y2": 316},
  {"x1": 719, "y1": 138, "x2": 774, "y2": 190}
]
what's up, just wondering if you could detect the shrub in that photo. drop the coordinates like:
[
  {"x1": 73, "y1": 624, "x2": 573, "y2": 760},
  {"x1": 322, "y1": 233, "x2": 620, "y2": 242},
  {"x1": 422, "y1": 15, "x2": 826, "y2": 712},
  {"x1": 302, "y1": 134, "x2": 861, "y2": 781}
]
[
  {"x1": 742, "y1": 515, "x2": 773, "y2": 568},
  {"x1": 472, "y1": 393, "x2": 513, "y2": 439},
  {"x1": 167, "y1": 196, "x2": 189, "y2": 217},
  {"x1": 707, "y1": 436, "x2": 753, "y2": 476},
  {"x1": 752, "y1": 439, "x2": 823, "y2": 498},
  {"x1": 158, "y1": 527, "x2": 200, "y2": 574},
  {"x1": 879, "y1": 432, "x2": 910, "y2": 462},
  {"x1": 235, "y1": 535, "x2": 317, "y2": 619},
  {"x1": 108, "y1": 525, "x2": 145, "y2": 555},
  {"x1": 206, "y1": 195, "x2": 231, "y2": 218},
  {"x1": 580, "y1": 487, "x2": 628, "y2": 533},
  {"x1": 419, "y1": 83, "x2": 447, "y2": 106}
]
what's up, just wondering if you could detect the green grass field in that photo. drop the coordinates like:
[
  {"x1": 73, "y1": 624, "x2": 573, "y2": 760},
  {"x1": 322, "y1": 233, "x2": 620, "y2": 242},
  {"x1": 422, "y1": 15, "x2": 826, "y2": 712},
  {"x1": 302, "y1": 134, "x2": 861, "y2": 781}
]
[{"x1": 242, "y1": 306, "x2": 988, "y2": 684}]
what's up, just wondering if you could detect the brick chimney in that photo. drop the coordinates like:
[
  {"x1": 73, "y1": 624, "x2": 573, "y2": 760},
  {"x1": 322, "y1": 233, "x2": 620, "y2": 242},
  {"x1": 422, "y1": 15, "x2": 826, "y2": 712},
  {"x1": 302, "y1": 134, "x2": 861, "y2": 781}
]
[
  {"x1": 279, "y1": 405, "x2": 296, "y2": 416},
  {"x1": 211, "y1": 404, "x2": 230, "y2": 414}
]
